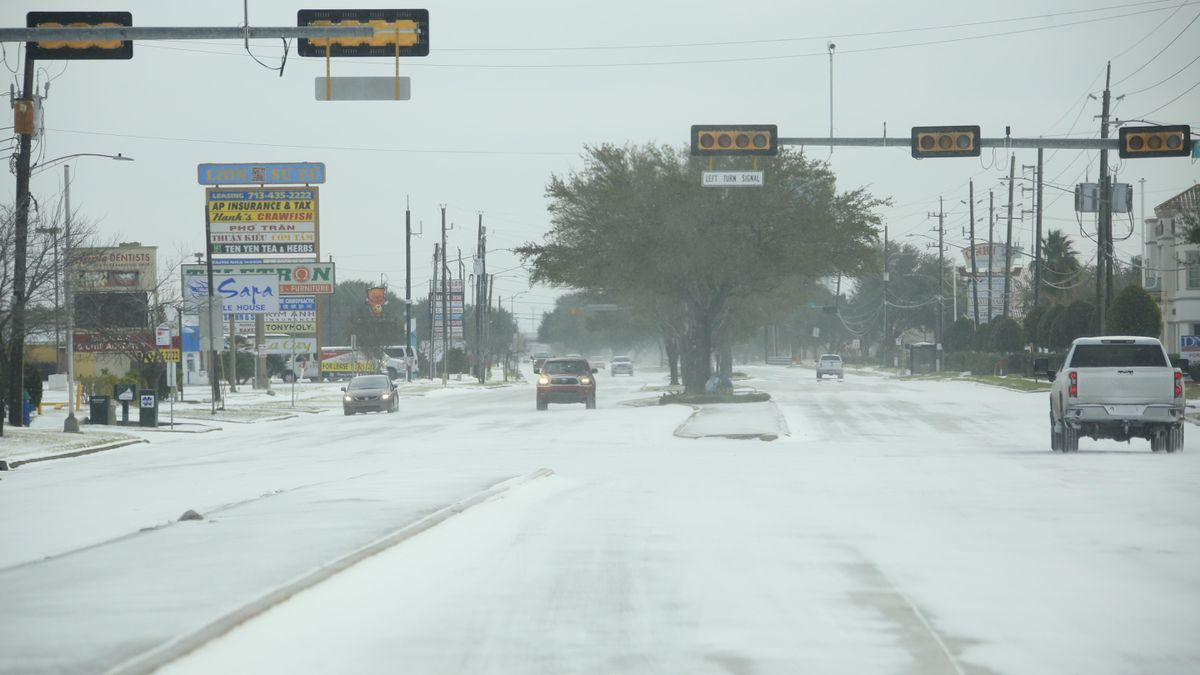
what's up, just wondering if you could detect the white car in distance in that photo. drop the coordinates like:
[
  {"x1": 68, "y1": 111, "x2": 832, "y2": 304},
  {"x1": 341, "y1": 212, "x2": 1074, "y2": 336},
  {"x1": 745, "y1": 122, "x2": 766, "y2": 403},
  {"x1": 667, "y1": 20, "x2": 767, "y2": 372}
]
[{"x1": 816, "y1": 354, "x2": 844, "y2": 380}]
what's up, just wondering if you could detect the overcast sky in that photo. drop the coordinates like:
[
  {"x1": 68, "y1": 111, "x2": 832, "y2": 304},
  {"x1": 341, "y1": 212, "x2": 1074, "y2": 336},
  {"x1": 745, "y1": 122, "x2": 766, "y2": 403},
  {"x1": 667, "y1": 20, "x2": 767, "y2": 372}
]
[{"x1": 3, "y1": 0, "x2": 1198, "y2": 331}]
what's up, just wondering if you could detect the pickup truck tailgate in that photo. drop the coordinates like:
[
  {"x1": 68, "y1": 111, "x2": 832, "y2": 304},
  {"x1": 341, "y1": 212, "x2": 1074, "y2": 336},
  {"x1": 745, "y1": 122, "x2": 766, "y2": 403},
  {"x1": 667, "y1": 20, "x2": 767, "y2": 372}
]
[{"x1": 1074, "y1": 368, "x2": 1175, "y2": 405}]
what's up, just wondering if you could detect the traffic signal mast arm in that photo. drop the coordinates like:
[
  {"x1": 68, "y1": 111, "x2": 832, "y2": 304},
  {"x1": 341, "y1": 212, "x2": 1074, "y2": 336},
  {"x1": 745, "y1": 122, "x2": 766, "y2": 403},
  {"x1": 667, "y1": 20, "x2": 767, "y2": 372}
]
[
  {"x1": 0, "y1": 25, "x2": 381, "y2": 42},
  {"x1": 776, "y1": 136, "x2": 1122, "y2": 151}
]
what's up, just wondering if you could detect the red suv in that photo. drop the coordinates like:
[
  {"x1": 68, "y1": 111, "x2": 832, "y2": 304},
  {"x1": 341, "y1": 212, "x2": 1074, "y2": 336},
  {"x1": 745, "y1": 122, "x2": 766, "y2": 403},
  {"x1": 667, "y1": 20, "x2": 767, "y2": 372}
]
[{"x1": 536, "y1": 358, "x2": 597, "y2": 410}]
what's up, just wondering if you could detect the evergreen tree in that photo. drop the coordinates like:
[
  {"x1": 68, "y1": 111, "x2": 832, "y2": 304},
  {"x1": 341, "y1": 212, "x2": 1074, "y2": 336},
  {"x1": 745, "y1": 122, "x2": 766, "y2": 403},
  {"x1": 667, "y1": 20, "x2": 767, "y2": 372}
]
[{"x1": 1105, "y1": 284, "x2": 1161, "y2": 338}]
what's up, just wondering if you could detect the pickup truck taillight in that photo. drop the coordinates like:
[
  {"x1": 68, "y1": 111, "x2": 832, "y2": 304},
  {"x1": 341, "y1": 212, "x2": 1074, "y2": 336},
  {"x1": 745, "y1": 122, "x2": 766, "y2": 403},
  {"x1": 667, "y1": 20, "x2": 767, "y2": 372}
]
[
  {"x1": 1068, "y1": 371, "x2": 1078, "y2": 398},
  {"x1": 1175, "y1": 370, "x2": 1183, "y2": 398}
]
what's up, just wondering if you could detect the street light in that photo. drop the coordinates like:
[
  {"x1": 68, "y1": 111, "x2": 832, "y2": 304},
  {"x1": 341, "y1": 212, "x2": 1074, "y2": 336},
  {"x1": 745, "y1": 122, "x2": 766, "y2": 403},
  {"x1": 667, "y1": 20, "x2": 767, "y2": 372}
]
[{"x1": 51, "y1": 153, "x2": 135, "y2": 432}]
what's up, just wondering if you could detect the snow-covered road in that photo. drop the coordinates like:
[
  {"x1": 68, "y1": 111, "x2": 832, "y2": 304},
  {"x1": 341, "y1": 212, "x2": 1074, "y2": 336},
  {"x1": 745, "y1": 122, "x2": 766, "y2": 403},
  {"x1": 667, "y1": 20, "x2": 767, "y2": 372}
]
[{"x1": 3, "y1": 367, "x2": 1198, "y2": 675}]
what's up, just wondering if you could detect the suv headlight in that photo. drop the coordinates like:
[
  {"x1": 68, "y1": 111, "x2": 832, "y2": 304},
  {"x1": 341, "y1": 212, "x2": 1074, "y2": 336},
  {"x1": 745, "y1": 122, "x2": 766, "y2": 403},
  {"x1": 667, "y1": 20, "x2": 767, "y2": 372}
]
[
  {"x1": 579, "y1": 376, "x2": 592, "y2": 384},
  {"x1": 381, "y1": 392, "x2": 392, "y2": 399},
  {"x1": 343, "y1": 394, "x2": 353, "y2": 402},
  {"x1": 538, "y1": 376, "x2": 549, "y2": 385}
]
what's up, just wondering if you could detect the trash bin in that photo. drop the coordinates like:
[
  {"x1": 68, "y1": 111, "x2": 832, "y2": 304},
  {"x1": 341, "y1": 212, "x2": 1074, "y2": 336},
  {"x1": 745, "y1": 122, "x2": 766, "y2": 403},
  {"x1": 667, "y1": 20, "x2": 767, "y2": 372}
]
[
  {"x1": 138, "y1": 389, "x2": 159, "y2": 428},
  {"x1": 89, "y1": 395, "x2": 112, "y2": 425}
]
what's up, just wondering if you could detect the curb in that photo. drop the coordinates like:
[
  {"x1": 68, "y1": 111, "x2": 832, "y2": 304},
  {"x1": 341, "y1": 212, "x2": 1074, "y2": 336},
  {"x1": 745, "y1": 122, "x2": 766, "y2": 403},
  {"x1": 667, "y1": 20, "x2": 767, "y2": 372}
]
[
  {"x1": 2, "y1": 438, "x2": 150, "y2": 470},
  {"x1": 673, "y1": 401, "x2": 788, "y2": 441},
  {"x1": 102, "y1": 467, "x2": 556, "y2": 675}
]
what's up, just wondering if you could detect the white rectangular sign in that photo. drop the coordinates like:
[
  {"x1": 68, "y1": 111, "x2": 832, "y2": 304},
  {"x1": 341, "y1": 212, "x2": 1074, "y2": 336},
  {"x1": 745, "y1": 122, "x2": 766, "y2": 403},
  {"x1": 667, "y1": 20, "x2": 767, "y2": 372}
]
[
  {"x1": 184, "y1": 274, "x2": 281, "y2": 315},
  {"x1": 702, "y1": 171, "x2": 764, "y2": 187}
]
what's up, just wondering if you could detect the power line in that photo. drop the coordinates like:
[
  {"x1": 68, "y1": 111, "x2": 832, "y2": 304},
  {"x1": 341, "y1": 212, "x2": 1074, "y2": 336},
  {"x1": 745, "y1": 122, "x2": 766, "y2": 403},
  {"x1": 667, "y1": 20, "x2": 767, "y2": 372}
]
[
  {"x1": 1113, "y1": 8, "x2": 1200, "y2": 85},
  {"x1": 134, "y1": 3, "x2": 1195, "y2": 69},
  {"x1": 49, "y1": 126, "x2": 578, "y2": 157},
  {"x1": 1124, "y1": 52, "x2": 1200, "y2": 95},
  {"x1": 1129, "y1": 76, "x2": 1200, "y2": 118}
]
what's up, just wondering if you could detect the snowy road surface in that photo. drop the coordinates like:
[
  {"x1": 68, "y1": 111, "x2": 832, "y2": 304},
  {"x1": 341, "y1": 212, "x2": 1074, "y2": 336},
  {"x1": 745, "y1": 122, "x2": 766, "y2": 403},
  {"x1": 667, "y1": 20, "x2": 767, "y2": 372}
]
[{"x1": 2, "y1": 366, "x2": 1198, "y2": 675}]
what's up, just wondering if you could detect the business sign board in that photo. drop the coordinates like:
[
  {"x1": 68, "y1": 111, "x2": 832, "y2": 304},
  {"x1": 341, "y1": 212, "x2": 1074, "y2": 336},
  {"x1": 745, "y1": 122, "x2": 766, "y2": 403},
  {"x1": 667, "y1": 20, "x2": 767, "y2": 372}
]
[
  {"x1": 206, "y1": 187, "x2": 319, "y2": 256},
  {"x1": 212, "y1": 242, "x2": 317, "y2": 255},
  {"x1": 182, "y1": 274, "x2": 281, "y2": 314},
  {"x1": 197, "y1": 162, "x2": 325, "y2": 186},
  {"x1": 73, "y1": 330, "x2": 152, "y2": 353},
  {"x1": 73, "y1": 246, "x2": 157, "y2": 292},
  {"x1": 1180, "y1": 335, "x2": 1200, "y2": 362},
  {"x1": 183, "y1": 263, "x2": 335, "y2": 295},
  {"x1": 961, "y1": 243, "x2": 1024, "y2": 274},
  {"x1": 143, "y1": 348, "x2": 182, "y2": 363},
  {"x1": 260, "y1": 337, "x2": 317, "y2": 354}
]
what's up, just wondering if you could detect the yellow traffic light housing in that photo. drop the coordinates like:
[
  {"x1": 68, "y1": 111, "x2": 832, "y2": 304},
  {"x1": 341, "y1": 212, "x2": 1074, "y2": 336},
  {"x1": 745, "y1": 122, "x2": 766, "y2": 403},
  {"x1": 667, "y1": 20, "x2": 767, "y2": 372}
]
[
  {"x1": 1118, "y1": 125, "x2": 1191, "y2": 159},
  {"x1": 298, "y1": 9, "x2": 429, "y2": 57},
  {"x1": 911, "y1": 126, "x2": 981, "y2": 158},
  {"x1": 26, "y1": 11, "x2": 133, "y2": 60},
  {"x1": 690, "y1": 125, "x2": 778, "y2": 156}
]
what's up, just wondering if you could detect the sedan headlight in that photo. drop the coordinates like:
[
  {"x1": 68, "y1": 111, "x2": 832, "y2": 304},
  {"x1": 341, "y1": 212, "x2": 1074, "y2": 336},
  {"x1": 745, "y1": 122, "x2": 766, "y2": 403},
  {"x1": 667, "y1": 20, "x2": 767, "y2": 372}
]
[
  {"x1": 343, "y1": 395, "x2": 353, "y2": 402},
  {"x1": 538, "y1": 376, "x2": 550, "y2": 385},
  {"x1": 381, "y1": 392, "x2": 392, "y2": 399}
]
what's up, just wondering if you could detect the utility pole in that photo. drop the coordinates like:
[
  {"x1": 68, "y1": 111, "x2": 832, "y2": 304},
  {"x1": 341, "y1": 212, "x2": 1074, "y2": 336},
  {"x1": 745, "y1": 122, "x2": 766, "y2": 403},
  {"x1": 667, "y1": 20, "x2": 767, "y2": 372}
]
[
  {"x1": 1035, "y1": 148, "x2": 1044, "y2": 310},
  {"x1": 969, "y1": 180, "x2": 979, "y2": 326},
  {"x1": 475, "y1": 213, "x2": 486, "y2": 383},
  {"x1": 6, "y1": 53, "x2": 35, "y2": 428},
  {"x1": 882, "y1": 225, "x2": 889, "y2": 367},
  {"x1": 988, "y1": 191, "x2": 994, "y2": 324},
  {"x1": 1004, "y1": 154, "x2": 1016, "y2": 319},
  {"x1": 404, "y1": 198, "x2": 412, "y2": 381},
  {"x1": 440, "y1": 205, "x2": 449, "y2": 386},
  {"x1": 1098, "y1": 61, "x2": 1114, "y2": 332},
  {"x1": 937, "y1": 197, "x2": 945, "y2": 365}
]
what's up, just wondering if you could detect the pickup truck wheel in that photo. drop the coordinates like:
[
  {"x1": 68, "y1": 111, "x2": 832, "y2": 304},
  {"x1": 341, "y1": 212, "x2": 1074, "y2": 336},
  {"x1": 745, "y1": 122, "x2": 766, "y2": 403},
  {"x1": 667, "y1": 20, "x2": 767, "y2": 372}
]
[
  {"x1": 1062, "y1": 424, "x2": 1079, "y2": 452},
  {"x1": 536, "y1": 397, "x2": 548, "y2": 411},
  {"x1": 1050, "y1": 413, "x2": 1061, "y2": 452},
  {"x1": 1151, "y1": 433, "x2": 1164, "y2": 452},
  {"x1": 585, "y1": 395, "x2": 596, "y2": 410},
  {"x1": 1167, "y1": 424, "x2": 1184, "y2": 453}
]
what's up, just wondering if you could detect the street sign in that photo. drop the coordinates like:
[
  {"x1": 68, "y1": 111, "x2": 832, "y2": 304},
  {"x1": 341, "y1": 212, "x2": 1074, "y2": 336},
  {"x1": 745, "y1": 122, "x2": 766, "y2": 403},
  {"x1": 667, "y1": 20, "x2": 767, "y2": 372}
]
[
  {"x1": 197, "y1": 163, "x2": 325, "y2": 186},
  {"x1": 155, "y1": 324, "x2": 171, "y2": 347},
  {"x1": 701, "y1": 171, "x2": 764, "y2": 187},
  {"x1": 315, "y1": 76, "x2": 411, "y2": 101}
]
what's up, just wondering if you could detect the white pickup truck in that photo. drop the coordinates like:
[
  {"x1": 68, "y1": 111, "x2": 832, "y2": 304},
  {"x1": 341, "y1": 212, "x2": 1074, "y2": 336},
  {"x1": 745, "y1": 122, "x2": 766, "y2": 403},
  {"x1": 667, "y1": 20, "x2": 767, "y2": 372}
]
[{"x1": 1047, "y1": 336, "x2": 1186, "y2": 453}]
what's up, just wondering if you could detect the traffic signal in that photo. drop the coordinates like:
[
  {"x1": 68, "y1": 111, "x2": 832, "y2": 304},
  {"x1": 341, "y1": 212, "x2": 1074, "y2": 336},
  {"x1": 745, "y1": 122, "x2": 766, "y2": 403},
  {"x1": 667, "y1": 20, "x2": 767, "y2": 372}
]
[
  {"x1": 298, "y1": 9, "x2": 429, "y2": 57},
  {"x1": 1118, "y1": 125, "x2": 1191, "y2": 159},
  {"x1": 26, "y1": 11, "x2": 133, "y2": 60},
  {"x1": 690, "y1": 125, "x2": 778, "y2": 156},
  {"x1": 910, "y1": 125, "x2": 981, "y2": 158}
]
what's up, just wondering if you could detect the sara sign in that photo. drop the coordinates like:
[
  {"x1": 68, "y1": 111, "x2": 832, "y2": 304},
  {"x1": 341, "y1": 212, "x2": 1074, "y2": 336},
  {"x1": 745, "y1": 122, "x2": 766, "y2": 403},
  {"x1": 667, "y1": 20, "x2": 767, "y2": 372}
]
[
  {"x1": 183, "y1": 274, "x2": 281, "y2": 314},
  {"x1": 1180, "y1": 335, "x2": 1200, "y2": 361},
  {"x1": 182, "y1": 263, "x2": 335, "y2": 295},
  {"x1": 197, "y1": 162, "x2": 325, "y2": 186}
]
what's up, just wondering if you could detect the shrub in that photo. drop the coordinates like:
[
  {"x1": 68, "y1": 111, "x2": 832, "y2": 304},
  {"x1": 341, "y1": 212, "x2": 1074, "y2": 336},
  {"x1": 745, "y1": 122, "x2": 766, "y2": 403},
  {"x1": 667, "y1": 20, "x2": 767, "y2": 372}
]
[
  {"x1": 1039, "y1": 304, "x2": 1066, "y2": 349},
  {"x1": 1106, "y1": 284, "x2": 1161, "y2": 337},
  {"x1": 1023, "y1": 304, "x2": 1049, "y2": 347},
  {"x1": 989, "y1": 316, "x2": 1024, "y2": 353}
]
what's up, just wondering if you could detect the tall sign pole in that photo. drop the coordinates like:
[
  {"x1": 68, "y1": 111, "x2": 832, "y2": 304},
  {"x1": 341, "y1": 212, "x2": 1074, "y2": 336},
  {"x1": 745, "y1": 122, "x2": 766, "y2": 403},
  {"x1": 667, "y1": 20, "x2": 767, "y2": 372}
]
[
  {"x1": 63, "y1": 165, "x2": 80, "y2": 432},
  {"x1": 969, "y1": 180, "x2": 979, "y2": 326},
  {"x1": 204, "y1": 201, "x2": 221, "y2": 413},
  {"x1": 405, "y1": 199, "x2": 412, "y2": 381}
]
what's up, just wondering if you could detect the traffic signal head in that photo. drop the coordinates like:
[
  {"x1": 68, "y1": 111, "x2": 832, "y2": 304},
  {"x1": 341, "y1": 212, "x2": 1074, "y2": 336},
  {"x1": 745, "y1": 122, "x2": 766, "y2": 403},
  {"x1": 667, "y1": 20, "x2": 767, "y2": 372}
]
[
  {"x1": 911, "y1": 125, "x2": 981, "y2": 158},
  {"x1": 690, "y1": 125, "x2": 778, "y2": 156},
  {"x1": 1118, "y1": 125, "x2": 1191, "y2": 158},
  {"x1": 297, "y1": 9, "x2": 430, "y2": 57},
  {"x1": 26, "y1": 11, "x2": 133, "y2": 60}
]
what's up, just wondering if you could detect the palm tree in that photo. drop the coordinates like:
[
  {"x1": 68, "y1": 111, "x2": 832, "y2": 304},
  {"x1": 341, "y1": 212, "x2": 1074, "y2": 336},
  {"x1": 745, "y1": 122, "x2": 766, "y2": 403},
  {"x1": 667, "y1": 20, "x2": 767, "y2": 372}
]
[{"x1": 1039, "y1": 229, "x2": 1083, "y2": 304}]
